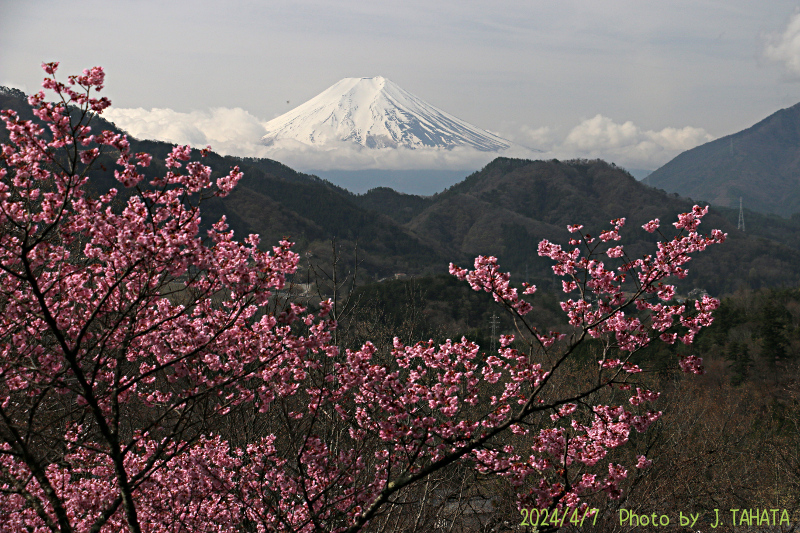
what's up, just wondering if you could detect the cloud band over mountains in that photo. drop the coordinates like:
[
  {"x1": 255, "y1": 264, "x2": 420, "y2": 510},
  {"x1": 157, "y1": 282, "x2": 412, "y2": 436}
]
[
  {"x1": 513, "y1": 115, "x2": 714, "y2": 170},
  {"x1": 104, "y1": 107, "x2": 713, "y2": 172}
]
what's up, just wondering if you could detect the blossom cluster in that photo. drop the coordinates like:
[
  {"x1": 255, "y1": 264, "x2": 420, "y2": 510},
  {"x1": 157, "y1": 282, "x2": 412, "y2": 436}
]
[
  {"x1": 0, "y1": 63, "x2": 726, "y2": 532},
  {"x1": 445, "y1": 207, "x2": 724, "y2": 509}
]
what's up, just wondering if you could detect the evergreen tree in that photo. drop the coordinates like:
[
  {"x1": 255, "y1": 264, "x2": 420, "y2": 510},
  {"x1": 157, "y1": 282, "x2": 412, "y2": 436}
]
[{"x1": 727, "y1": 340, "x2": 752, "y2": 386}]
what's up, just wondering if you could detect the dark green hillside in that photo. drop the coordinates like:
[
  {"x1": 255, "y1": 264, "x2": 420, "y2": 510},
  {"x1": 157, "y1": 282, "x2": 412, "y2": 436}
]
[
  {"x1": 0, "y1": 88, "x2": 449, "y2": 280},
  {"x1": 342, "y1": 274, "x2": 565, "y2": 350},
  {"x1": 6, "y1": 86, "x2": 800, "y2": 295},
  {"x1": 402, "y1": 158, "x2": 800, "y2": 295},
  {"x1": 352, "y1": 187, "x2": 433, "y2": 224},
  {"x1": 647, "y1": 101, "x2": 800, "y2": 217}
]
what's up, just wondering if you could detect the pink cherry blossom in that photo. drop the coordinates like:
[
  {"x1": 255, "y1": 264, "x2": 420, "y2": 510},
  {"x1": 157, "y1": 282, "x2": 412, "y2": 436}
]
[{"x1": 0, "y1": 63, "x2": 726, "y2": 533}]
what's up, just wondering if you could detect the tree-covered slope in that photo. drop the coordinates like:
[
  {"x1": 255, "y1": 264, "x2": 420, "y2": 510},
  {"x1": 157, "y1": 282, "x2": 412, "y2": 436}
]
[
  {"x1": 401, "y1": 158, "x2": 800, "y2": 295},
  {"x1": 647, "y1": 101, "x2": 800, "y2": 217},
  {"x1": 5, "y1": 87, "x2": 800, "y2": 294},
  {"x1": 0, "y1": 89, "x2": 449, "y2": 280}
]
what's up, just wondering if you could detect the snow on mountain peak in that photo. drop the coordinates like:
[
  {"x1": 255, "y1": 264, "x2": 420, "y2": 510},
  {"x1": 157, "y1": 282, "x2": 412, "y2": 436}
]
[{"x1": 261, "y1": 77, "x2": 513, "y2": 151}]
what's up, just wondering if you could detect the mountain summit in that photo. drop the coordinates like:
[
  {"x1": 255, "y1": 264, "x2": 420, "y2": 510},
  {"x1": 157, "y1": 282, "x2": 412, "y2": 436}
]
[{"x1": 261, "y1": 77, "x2": 514, "y2": 151}]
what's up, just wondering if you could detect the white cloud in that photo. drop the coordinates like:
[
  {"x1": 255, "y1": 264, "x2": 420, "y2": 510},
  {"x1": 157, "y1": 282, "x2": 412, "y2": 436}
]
[
  {"x1": 516, "y1": 125, "x2": 557, "y2": 151},
  {"x1": 765, "y1": 10, "x2": 800, "y2": 76},
  {"x1": 499, "y1": 116, "x2": 713, "y2": 170},
  {"x1": 102, "y1": 106, "x2": 539, "y2": 171},
  {"x1": 564, "y1": 115, "x2": 641, "y2": 151},
  {"x1": 102, "y1": 107, "x2": 710, "y2": 173},
  {"x1": 254, "y1": 140, "x2": 530, "y2": 171},
  {"x1": 103, "y1": 107, "x2": 270, "y2": 151},
  {"x1": 546, "y1": 114, "x2": 712, "y2": 169}
]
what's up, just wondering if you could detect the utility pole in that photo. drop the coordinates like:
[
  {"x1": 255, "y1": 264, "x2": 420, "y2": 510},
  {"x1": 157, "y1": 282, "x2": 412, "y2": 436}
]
[
  {"x1": 737, "y1": 197, "x2": 745, "y2": 232},
  {"x1": 489, "y1": 314, "x2": 500, "y2": 354}
]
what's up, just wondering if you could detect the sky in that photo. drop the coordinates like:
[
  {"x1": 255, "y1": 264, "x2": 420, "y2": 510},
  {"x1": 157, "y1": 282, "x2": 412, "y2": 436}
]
[{"x1": 3, "y1": 1, "x2": 800, "y2": 175}]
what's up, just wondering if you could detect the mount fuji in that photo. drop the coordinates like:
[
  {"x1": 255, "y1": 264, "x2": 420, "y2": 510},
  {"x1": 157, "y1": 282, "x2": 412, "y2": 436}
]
[{"x1": 261, "y1": 77, "x2": 516, "y2": 152}]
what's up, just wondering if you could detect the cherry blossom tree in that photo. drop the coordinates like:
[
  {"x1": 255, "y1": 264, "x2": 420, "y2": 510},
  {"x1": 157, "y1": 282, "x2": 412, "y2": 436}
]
[{"x1": 0, "y1": 63, "x2": 725, "y2": 533}]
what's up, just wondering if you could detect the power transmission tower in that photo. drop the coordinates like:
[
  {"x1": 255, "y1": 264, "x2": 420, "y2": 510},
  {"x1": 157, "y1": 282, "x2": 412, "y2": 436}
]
[
  {"x1": 737, "y1": 197, "x2": 745, "y2": 232},
  {"x1": 489, "y1": 314, "x2": 500, "y2": 354}
]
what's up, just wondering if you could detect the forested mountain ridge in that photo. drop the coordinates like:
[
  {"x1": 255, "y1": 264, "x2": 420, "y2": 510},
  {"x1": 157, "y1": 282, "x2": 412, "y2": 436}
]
[
  {"x1": 0, "y1": 89, "x2": 449, "y2": 279},
  {"x1": 647, "y1": 101, "x2": 800, "y2": 217},
  {"x1": 379, "y1": 157, "x2": 800, "y2": 295},
  {"x1": 4, "y1": 87, "x2": 800, "y2": 295}
]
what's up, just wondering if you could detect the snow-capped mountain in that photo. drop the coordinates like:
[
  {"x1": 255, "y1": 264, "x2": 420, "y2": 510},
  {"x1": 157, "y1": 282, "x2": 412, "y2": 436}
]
[{"x1": 261, "y1": 77, "x2": 514, "y2": 151}]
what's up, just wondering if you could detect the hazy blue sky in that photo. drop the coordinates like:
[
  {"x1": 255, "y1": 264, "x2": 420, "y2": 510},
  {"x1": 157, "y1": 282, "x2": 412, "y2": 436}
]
[{"x1": 3, "y1": 1, "x2": 800, "y2": 171}]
